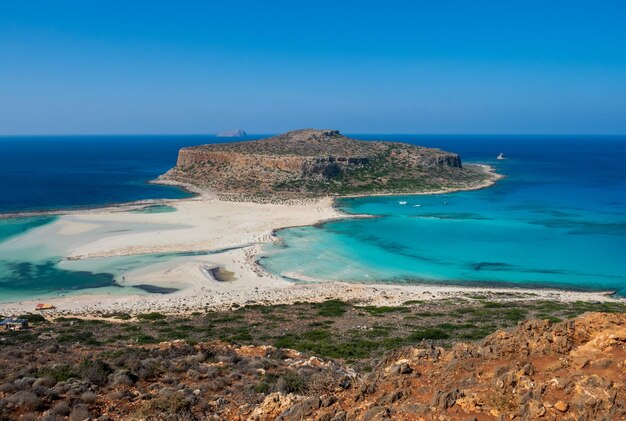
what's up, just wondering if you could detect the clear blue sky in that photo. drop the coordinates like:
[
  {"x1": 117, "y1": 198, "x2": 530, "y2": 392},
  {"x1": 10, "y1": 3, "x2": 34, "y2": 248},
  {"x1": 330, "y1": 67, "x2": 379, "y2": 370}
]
[{"x1": 1, "y1": 0, "x2": 625, "y2": 134}]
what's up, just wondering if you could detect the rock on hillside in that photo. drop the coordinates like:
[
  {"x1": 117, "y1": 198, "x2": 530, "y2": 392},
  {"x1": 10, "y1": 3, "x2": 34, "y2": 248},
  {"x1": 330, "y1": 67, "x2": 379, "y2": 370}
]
[
  {"x1": 249, "y1": 312, "x2": 626, "y2": 420},
  {"x1": 160, "y1": 129, "x2": 496, "y2": 198}
]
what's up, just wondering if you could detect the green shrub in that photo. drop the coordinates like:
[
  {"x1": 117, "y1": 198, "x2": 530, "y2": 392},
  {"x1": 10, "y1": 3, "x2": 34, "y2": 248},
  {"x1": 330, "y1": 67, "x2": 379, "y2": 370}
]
[
  {"x1": 278, "y1": 372, "x2": 307, "y2": 393},
  {"x1": 273, "y1": 334, "x2": 297, "y2": 349},
  {"x1": 408, "y1": 328, "x2": 450, "y2": 341},
  {"x1": 17, "y1": 314, "x2": 46, "y2": 323},
  {"x1": 136, "y1": 334, "x2": 158, "y2": 344},
  {"x1": 254, "y1": 382, "x2": 271, "y2": 394},
  {"x1": 2, "y1": 331, "x2": 37, "y2": 344},
  {"x1": 315, "y1": 300, "x2": 349, "y2": 317},
  {"x1": 402, "y1": 300, "x2": 423, "y2": 305},
  {"x1": 302, "y1": 329, "x2": 331, "y2": 341},
  {"x1": 57, "y1": 331, "x2": 100, "y2": 345},
  {"x1": 79, "y1": 359, "x2": 112, "y2": 386},
  {"x1": 136, "y1": 312, "x2": 166, "y2": 321},
  {"x1": 502, "y1": 308, "x2": 527, "y2": 322},
  {"x1": 138, "y1": 394, "x2": 192, "y2": 418},
  {"x1": 37, "y1": 365, "x2": 77, "y2": 382},
  {"x1": 482, "y1": 302, "x2": 507, "y2": 308},
  {"x1": 461, "y1": 328, "x2": 494, "y2": 340},
  {"x1": 361, "y1": 306, "x2": 410, "y2": 316}
]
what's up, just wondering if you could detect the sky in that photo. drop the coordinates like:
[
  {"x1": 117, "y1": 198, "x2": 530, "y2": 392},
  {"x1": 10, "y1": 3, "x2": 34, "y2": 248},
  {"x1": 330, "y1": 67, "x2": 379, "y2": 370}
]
[{"x1": 1, "y1": 1, "x2": 625, "y2": 135}]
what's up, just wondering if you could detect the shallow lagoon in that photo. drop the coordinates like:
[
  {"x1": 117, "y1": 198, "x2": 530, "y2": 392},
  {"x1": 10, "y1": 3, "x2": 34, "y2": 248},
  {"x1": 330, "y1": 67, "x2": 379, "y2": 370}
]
[{"x1": 0, "y1": 216, "x2": 192, "y2": 302}]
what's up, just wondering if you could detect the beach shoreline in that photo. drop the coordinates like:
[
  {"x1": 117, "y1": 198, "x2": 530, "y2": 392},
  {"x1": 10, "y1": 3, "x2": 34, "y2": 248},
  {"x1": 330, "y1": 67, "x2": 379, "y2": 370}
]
[
  {"x1": 1, "y1": 163, "x2": 621, "y2": 318},
  {"x1": 0, "y1": 273, "x2": 619, "y2": 317}
]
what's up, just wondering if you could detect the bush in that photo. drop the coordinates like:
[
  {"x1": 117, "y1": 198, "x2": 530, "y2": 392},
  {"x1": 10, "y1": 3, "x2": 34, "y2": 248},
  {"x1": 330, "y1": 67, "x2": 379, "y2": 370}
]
[
  {"x1": 69, "y1": 405, "x2": 91, "y2": 421},
  {"x1": 362, "y1": 306, "x2": 410, "y2": 316},
  {"x1": 37, "y1": 365, "x2": 77, "y2": 382},
  {"x1": 503, "y1": 308, "x2": 527, "y2": 322},
  {"x1": 51, "y1": 400, "x2": 71, "y2": 416},
  {"x1": 17, "y1": 313, "x2": 46, "y2": 323},
  {"x1": 80, "y1": 391, "x2": 97, "y2": 404},
  {"x1": 78, "y1": 359, "x2": 112, "y2": 386},
  {"x1": 57, "y1": 331, "x2": 100, "y2": 346},
  {"x1": 7, "y1": 391, "x2": 41, "y2": 411},
  {"x1": 408, "y1": 328, "x2": 450, "y2": 341},
  {"x1": 0, "y1": 382, "x2": 15, "y2": 393},
  {"x1": 136, "y1": 312, "x2": 167, "y2": 321},
  {"x1": 273, "y1": 334, "x2": 297, "y2": 349},
  {"x1": 315, "y1": 300, "x2": 349, "y2": 317},
  {"x1": 254, "y1": 382, "x2": 271, "y2": 394},
  {"x1": 138, "y1": 394, "x2": 193, "y2": 419},
  {"x1": 40, "y1": 414, "x2": 65, "y2": 421},
  {"x1": 275, "y1": 372, "x2": 307, "y2": 394},
  {"x1": 136, "y1": 334, "x2": 159, "y2": 344},
  {"x1": 301, "y1": 329, "x2": 331, "y2": 341}
]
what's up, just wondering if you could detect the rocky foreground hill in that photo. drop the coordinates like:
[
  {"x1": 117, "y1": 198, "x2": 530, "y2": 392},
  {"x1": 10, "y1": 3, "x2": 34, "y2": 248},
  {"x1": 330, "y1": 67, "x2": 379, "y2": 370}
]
[
  {"x1": 160, "y1": 129, "x2": 498, "y2": 198},
  {"x1": 1, "y1": 306, "x2": 625, "y2": 420}
]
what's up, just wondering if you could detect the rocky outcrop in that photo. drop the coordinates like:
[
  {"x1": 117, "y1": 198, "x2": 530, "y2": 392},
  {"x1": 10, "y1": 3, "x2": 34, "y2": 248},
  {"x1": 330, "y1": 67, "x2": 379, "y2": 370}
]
[
  {"x1": 246, "y1": 312, "x2": 626, "y2": 420},
  {"x1": 160, "y1": 129, "x2": 481, "y2": 198}
]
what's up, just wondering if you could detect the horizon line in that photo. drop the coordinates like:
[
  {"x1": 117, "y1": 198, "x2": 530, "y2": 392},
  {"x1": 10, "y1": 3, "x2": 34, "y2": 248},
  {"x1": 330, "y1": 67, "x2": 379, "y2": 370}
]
[{"x1": 2, "y1": 132, "x2": 626, "y2": 137}]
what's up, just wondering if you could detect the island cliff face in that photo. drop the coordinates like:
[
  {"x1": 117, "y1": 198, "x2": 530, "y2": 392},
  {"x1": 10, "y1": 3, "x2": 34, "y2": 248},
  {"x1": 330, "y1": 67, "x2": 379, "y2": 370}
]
[{"x1": 161, "y1": 129, "x2": 493, "y2": 198}]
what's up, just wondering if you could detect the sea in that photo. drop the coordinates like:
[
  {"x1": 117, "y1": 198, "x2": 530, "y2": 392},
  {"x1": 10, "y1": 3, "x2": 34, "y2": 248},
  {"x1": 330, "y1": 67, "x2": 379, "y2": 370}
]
[
  {"x1": 1, "y1": 134, "x2": 625, "y2": 301},
  {"x1": 0, "y1": 135, "x2": 264, "y2": 213}
]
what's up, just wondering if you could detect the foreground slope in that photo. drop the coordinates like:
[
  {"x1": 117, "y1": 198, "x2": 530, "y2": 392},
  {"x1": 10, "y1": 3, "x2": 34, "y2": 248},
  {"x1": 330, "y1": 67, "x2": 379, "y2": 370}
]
[
  {"x1": 160, "y1": 129, "x2": 498, "y2": 198},
  {"x1": 1, "y1": 306, "x2": 625, "y2": 420}
]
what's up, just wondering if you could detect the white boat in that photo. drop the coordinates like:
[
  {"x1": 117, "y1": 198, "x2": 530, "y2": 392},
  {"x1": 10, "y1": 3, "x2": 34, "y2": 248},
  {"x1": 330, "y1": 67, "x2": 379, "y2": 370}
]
[
  {"x1": 398, "y1": 201, "x2": 407, "y2": 205},
  {"x1": 413, "y1": 204, "x2": 422, "y2": 207},
  {"x1": 497, "y1": 152, "x2": 507, "y2": 160}
]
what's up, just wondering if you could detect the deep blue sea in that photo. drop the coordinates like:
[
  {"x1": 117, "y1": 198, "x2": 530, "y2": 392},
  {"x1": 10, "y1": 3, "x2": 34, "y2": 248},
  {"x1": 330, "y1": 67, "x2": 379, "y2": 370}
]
[
  {"x1": 0, "y1": 135, "x2": 263, "y2": 213},
  {"x1": 0, "y1": 134, "x2": 625, "y2": 300}
]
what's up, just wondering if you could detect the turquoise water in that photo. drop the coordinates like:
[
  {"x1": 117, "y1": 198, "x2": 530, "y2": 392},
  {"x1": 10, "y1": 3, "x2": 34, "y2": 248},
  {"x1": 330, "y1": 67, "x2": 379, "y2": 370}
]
[
  {"x1": 0, "y1": 217, "x2": 119, "y2": 302},
  {"x1": 261, "y1": 136, "x2": 626, "y2": 295},
  {"x1": 0, "y1": 217, "x2": 188, "y2": 302},
  {"x1": 0, "y1": 217, "x2": 56, "y2": 243},
  {"x1": 0, "y1": 215, "x2": 252, "y2": 302}
]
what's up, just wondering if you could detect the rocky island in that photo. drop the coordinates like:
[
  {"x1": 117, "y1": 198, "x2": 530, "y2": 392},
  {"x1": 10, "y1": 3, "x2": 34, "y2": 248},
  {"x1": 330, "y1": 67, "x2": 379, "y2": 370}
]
[
  {"x1": 160, "y1": 129, "x2": 499, "y2": 199},
  {"x1": 217, "y1": 129, "x2": 247, "y2": 137}
]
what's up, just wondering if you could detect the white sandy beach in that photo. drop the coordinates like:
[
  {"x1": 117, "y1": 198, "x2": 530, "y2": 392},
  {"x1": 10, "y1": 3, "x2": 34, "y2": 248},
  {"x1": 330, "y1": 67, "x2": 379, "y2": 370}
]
[{"x1": 0, "y1": 177, "x2": 622, "y2": 317}]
